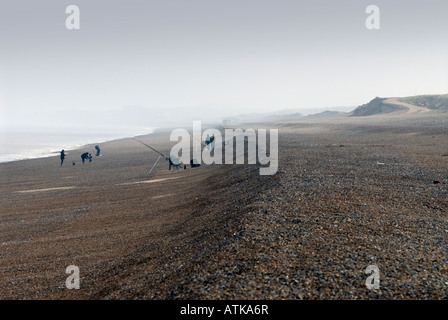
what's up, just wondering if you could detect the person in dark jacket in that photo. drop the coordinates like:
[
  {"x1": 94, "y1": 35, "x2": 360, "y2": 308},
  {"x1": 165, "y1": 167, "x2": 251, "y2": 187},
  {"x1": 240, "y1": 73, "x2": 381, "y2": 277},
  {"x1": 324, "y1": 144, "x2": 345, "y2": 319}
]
[
  {"x1": 60, "y1": 150, "x2": 66, "y2": 166},
  {"x1": 81, "y1": 152, "x2": 89, "y2": 164}
]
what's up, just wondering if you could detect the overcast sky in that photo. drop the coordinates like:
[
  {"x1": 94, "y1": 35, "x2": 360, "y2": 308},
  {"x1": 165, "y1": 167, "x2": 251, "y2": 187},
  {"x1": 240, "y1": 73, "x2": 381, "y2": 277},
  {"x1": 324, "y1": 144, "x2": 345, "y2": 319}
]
[{"x1": 0, "y1": 0, "x2": 447, "y2": 127}]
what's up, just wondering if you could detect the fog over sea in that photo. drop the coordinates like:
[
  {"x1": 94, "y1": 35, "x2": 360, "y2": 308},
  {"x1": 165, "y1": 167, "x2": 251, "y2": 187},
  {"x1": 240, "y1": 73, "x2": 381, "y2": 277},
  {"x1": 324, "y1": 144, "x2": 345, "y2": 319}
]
[{"x1": 0, "y1": 125, "x2": 154, "y2": 163}]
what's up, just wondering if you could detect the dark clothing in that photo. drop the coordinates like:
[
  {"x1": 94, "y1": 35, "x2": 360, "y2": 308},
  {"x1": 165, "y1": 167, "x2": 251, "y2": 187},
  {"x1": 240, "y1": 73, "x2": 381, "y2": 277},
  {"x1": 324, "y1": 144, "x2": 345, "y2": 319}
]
[
  {"x1": 190, "y1": 159, "x2": 201, "y2": 167},
  {"x1": 60, "y1": 150, "x2": 66, "y2": 166},
  {"x1": 81, "y1": 152, "x2": 89, "y2": 164},
  {"x1": 95, "y1": 145, "x2": 100, "y2": 156}
]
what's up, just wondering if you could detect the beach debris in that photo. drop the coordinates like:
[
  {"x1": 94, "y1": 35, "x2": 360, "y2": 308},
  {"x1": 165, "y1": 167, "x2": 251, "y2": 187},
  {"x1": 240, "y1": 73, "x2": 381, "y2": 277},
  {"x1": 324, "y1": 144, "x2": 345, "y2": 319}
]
[
  {"x1": 376, "y1": 161, "x2": 385, "y2": 166},
  {"x1": 433, "y1": 181, "x2": 446, "y2": 185}
]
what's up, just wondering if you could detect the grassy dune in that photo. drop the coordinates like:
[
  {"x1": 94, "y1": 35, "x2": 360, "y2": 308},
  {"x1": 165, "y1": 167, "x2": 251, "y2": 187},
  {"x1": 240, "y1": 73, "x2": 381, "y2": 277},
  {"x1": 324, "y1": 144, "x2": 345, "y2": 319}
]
[{"x1": 398, "y1": 94, "x2": 448, "y2": 111}]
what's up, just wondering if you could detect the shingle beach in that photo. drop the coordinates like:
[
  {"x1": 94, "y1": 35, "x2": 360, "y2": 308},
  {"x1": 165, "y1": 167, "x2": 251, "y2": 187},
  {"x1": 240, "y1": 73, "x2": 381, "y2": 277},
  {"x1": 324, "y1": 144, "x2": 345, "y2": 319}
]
[{"x1": 1, "y1": 111, "x2": 447, "y2": 299}]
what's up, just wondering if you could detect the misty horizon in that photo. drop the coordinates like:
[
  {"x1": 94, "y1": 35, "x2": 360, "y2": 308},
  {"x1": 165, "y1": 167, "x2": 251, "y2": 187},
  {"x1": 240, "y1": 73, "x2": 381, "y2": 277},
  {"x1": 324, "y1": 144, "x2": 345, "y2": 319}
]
[{"x1": 1, "y1": 0, "x2": 448, "y2": 129}]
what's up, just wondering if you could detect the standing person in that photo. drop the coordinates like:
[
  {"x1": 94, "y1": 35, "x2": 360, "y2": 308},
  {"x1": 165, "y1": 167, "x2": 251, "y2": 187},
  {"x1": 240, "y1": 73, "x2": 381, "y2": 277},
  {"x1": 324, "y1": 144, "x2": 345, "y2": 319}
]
[
  {"x1": 95, "y1": 145, "x2": 101, "y2": 156},
  {"x1": 89, "y1": 153, "x2": 92, "y2": 163},
  {"x1": 60, "y1": 150, "x2": 66, "y2": 166}
]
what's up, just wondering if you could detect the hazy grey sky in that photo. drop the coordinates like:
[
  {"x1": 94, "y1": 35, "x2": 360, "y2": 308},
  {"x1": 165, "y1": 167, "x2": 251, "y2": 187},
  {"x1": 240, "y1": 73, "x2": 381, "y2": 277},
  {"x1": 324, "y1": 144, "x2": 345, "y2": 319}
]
[{"x1": 1, "y1": 0, "x2": 447, "y2": 127}]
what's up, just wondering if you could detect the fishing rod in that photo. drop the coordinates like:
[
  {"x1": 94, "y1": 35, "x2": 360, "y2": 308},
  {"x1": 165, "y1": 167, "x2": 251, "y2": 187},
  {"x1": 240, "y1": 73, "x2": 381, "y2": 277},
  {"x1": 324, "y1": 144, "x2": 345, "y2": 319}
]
[
  {"x1": 133, "y1": 137, "x2": 188, "y2": 172},
  {"x1": 148, "y1": 155, "x2": 162, "y2": 175},
  {"x1": 131, "y1": 137, "x2": 169, "y2": 159}
]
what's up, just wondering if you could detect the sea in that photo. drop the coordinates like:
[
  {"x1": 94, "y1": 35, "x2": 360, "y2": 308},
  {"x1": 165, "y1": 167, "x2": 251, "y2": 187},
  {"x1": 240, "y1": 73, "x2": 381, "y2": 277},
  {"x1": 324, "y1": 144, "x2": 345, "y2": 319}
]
[{"x1": 0, "y1": 125, "x2": 155, "y2": 164}]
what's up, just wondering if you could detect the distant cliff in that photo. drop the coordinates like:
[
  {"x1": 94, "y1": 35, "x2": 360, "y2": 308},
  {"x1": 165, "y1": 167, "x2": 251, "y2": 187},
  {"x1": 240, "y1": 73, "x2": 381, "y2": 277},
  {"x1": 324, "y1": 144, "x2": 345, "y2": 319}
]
[{"x1": 351, "y1": 97, "x2": 406, "y2": 116}]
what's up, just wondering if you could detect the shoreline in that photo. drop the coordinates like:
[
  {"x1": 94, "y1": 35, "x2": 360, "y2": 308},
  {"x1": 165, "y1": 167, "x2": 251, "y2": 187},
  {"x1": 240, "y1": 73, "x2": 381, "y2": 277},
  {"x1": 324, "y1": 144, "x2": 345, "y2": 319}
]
[
  {"x1": 0, "y1": 126, "x2": 160, "y2": 165},
  {"x1": 0, "y1": 121, "x2": 225, "y2": 165}
]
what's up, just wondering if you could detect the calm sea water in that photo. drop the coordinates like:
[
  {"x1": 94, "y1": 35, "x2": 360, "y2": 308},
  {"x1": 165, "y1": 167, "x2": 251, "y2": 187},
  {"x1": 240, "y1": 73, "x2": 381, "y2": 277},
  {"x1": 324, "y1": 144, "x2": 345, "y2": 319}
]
[{"x1": 0, "y1": 125, "x2": 154, "y2": 163}]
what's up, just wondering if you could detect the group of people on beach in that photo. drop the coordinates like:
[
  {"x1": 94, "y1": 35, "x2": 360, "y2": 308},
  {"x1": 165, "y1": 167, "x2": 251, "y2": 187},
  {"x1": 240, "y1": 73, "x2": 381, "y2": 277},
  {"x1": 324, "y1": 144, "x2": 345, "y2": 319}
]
[{"x1": 60, "y1": 145, "x2": 100, "y2": 166}]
